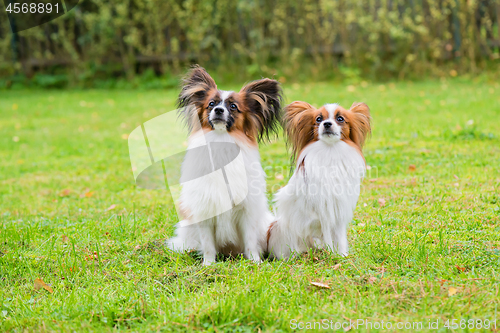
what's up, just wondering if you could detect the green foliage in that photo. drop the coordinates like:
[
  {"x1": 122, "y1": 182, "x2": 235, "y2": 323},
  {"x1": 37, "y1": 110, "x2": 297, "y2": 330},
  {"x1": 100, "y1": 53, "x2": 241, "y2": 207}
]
[
  {"x1": 1, "y1": 80, "x2": 499, "y2": 331},
  {"x1": 0, "y1": 0, "x2": 499, "y2": 87}
]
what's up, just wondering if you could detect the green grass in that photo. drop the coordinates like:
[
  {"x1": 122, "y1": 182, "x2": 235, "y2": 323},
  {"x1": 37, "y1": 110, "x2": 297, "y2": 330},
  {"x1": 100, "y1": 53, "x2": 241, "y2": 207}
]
[{"x1": 1, "y1": 79, "x2": 500, "y2": 332}]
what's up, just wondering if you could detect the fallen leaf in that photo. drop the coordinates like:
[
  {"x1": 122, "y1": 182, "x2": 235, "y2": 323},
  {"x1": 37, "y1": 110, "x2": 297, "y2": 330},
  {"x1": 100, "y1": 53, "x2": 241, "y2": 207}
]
[
  {"x1": 367, "y1": 276, "x2": 377, "y2": 284},
  {"x1": 310, "y1": 281, "x2": 330, "y2": 289},
  {"x1": 333, "y1": 263, "x2": 342, "y2": 270},
  {"x1": 455, "y1": 265, "x2": 466, "y2": 272},
  {"x1": 448, "y1": 287, "x2": 458, "y2": 296},
  {"x1": 59, "y1": 189, "x2": 71, "y2": 197},
  {"x1": 84, "y1": 191, "x2": 94, "y2": 198},
  {"x1": 409, "y1": 164, "x2": 416, "y2": 171},
  {"x1": 106, "y1": 204, "x2": 116, "y2": 211},
  {"x1": 34, "y1": 278, "x2": 53, "y2": 293},
  {"x1": 378, "y1": 198, "x2": 386, "y2": 207}
]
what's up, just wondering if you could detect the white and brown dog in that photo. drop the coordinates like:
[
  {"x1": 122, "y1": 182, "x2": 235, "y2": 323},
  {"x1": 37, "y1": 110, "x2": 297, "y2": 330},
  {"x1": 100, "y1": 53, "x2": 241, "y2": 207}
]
[
  {"x1": 167, "y1": 66, "x2": 282, "y2": 265},
  {"x1": 267, "y1": 101, "x2": 371, "y2": 259}
]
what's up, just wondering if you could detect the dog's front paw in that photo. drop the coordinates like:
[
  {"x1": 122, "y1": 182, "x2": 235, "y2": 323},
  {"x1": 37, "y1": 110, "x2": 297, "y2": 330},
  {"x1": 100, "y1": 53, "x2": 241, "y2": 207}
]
[
  {"x1": 245, "y1": 250, "x2": 262, "y2": 264},
  {"x1": 251, "y1": 258, "x2": 263, "y2": 264},
  {"x1": 203, "y1": 255, "x2": 216, "y2": 266}
]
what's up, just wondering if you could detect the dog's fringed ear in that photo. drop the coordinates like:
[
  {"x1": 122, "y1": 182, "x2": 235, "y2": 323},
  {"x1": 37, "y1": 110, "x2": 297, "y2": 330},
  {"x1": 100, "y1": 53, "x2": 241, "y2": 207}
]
[
  {"x1": 284, "y1": 101, "x2": 315, "y2": 162},
  {"x1": 348, "y1": 102, "x2": 371, "y2": 149},
  {"x1": 178, "y1": 65, "x2": 217, "y2": 128},
  {"x1": 241, "y1": 79, "x2": 283, "y2": 142}
]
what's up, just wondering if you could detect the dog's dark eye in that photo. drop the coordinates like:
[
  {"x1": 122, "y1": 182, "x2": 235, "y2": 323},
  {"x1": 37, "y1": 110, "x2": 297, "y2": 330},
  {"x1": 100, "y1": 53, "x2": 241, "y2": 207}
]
[
  {"x1": 316, "y1": 116, "x2": 323, "y2": 123},
  {"x1": 336, "y1": 116, "x2": 344, "y2": 122},
  {"x1": 208, "y1": 101, "x2": 215, "y2": 107},
  {"x1": 230, "y1": 103, "x2": 237, "y2": 110}
]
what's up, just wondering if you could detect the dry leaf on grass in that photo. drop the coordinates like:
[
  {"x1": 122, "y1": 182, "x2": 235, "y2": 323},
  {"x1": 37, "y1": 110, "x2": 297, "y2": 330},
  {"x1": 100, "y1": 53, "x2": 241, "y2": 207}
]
[
  {"x1": 34, "y1": 278, "x2": 53, "y2": 293},
  {"x1": 455, "y1": 265, "x2": 466, "y2": 272},
  {"x1": 438, "y1": 279, "x2": 448, "y2": 286},
  {"x1": 448, "y1": 287, "x2": 458, "y2": 296},
  {"x1": 106, "y1": 204, "x2": 116, "y2": 211},
  {"x1": 333, "y1": 263, "x2": 342, "y2": 270},
  {"x1": 378, "y1": 198, "x2": 386, "y2": 207},
  {"x1": 409, "y1": 164, "x2": 416, "y2": 171},
  {"x1": 310, "y1": 281, "x2": 330, "y2": 289},
  {"x1": 59, "y1": 189, "x2": 71, "y2": 197},
  {"x1": 367, "y1": 276, "x2": 377, "y2": 284}
]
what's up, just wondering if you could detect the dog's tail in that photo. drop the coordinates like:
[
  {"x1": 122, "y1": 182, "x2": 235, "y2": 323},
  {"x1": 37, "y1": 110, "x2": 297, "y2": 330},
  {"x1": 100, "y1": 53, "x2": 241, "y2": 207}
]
[
  {"x1": 165, "y1": 220, "x2": 199, "y2": 252},
  {"x1": 266, "y1": 220, "x2": 277, "y2": 253},
  {"x1": 266, "y1": 218, "x2": 294, "y2": 260}
]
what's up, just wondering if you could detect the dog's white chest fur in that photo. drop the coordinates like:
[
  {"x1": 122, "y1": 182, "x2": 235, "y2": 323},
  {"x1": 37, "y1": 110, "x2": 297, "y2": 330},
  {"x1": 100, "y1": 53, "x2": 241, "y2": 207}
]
[
  {"x1": 167, "y1": 129, "x2": 272, "y2": 264},
  {"x1": 288, "y1": 140, "x2": 364, "y2": 223},
  {"x1": 179, "y1": 130, "x2": 251, "y2": 221},
  {"x1": 269, "y1": 140, "x2": 365, "y2": 259}
]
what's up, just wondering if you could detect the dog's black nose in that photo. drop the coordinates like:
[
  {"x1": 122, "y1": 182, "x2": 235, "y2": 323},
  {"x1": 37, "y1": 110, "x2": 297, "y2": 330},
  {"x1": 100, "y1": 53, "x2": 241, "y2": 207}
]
[
  {"x1": 323, "y1": 122, "x2": 332, "y2": 129},
  {"x1": 214, "y1": 107, "x2": 224, "y2": 115}
]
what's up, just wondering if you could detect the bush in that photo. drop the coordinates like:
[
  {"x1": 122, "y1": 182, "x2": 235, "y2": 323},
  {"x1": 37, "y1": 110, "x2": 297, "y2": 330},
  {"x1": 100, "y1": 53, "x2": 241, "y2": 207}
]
[{"x1": 0, "y1": 0, "x2": 499, "y2": 86}]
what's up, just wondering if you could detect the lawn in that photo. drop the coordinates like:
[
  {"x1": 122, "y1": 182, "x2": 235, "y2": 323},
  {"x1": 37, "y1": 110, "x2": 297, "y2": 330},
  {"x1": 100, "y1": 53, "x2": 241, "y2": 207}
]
[{"x1": 1, "y1": 79, "x2": 499, "y2": 332}]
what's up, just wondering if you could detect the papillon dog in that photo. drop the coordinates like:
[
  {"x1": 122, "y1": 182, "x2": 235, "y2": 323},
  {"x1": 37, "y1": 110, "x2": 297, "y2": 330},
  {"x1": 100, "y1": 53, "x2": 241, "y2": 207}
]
[
  {"x1": 267, "y1": 101, "x2": 371, "y2": 259},
  {"x1": 166, "y1": 66, "x2": 282, "y2": 265}
]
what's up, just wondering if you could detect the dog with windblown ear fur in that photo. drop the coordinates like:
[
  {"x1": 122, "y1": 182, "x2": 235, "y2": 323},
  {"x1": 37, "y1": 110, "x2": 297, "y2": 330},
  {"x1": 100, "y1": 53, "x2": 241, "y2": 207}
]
[
  {"x1": 166, "y1": 65, "x2": 283, "y2": 265},
  {"x1": 267, "y1": 101, "x2": 371, "y2": 260}
]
